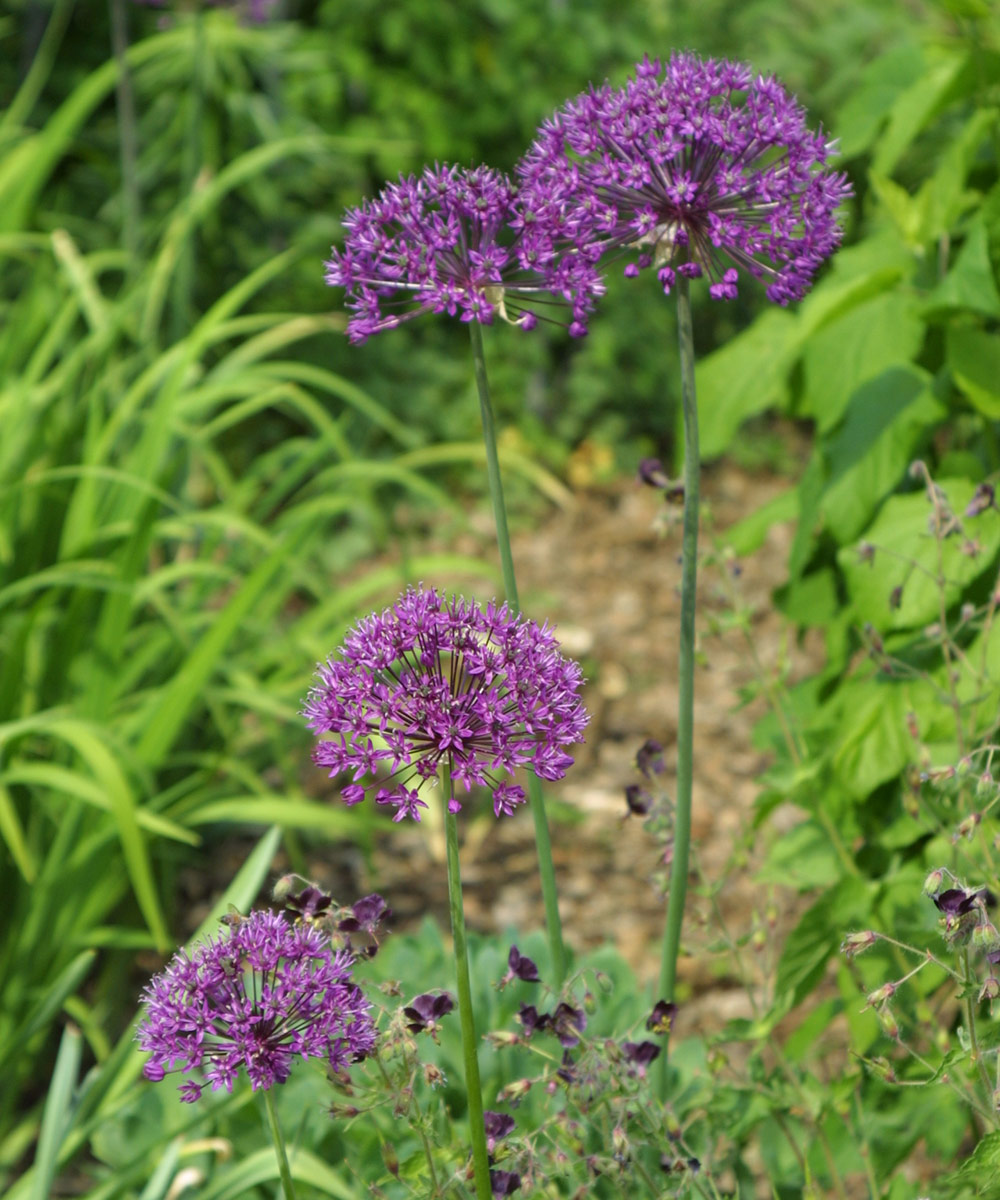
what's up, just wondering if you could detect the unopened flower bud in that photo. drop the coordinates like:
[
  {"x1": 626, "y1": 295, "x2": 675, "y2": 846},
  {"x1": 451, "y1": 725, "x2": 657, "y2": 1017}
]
[
  {"x1": 841, "y1": 930, "x2": 878, "y2": 957},
  {"x1": 979, "y1": 977, "x2": 1000, "y2": 1004},
  {"x1": 889, "y1": 585, "x2": 903, "y2": 610},
  {"x1": 612, "y1": 1125, "x2": 628, "y2": 1158},
  {"x1": 751, "y1": 928, "x2": 767, "y2": 952},
  {"x1": 923, "y1": 869, "x2": 945, "y2": 895},
  {"x1": 957, "y1": 757, "x2": 973, "y2": 777},
  {"x1": 906, "y1": 711, "x2": 920, "y2": 740},
  {"x1": 877, "y1": 1007, "x2": 900, "y2": 1038},
  {"x1": 866, "y1": 982, "x2": 896, "y2": 1007},
  {"x1": 857, "y1": 542, "x2": 876, "y2": 565},
  {"x1": 971, "y1": 923, "x2": 1000, "y2": 951},
  {"x1": 498, "y1": 1078, "x2": 533, "y2": 1105},
  {"x1": 869, "y1": 1056, "x2": 896, "y2": 1082},
  {"x1": 954, "y1": 813, "x2": 982, "y2": 841},
  {"x1": 977, "y1": 773, "x2": 995, "y2": 798},
  {"x1": 381, "y1": 1143, "x2": 399, "y2": 1177},
  {"x1": 960, "y1": 602, "x2": 976, "y2": 623}
]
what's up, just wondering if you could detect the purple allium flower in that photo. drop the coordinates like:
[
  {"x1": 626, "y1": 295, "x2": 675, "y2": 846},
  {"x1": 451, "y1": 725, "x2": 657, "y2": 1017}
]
[
  {"x1": 324, "y1": 164, "x2": 605, "y2": 343},
  {"x1": 403, "y1": 991, "x2": 455, "y2": 1034},
  {"x1": 518, "y1": 53, "x2": 851, "y2": 305},
  {"x1": 136, "y1": 910, "x2": 375, "y2": 1101},
  {"x1": 303, "y1": 587, "x2": 589, "y2": 819}
]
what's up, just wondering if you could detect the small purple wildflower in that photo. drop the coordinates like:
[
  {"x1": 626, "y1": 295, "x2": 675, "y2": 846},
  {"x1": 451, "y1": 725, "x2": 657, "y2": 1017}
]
[
  {"x1": 490, "y1": 1170, "x2": 523, "y2": 1197},
  {"x1": 325, "y1": 164, "x2": 605, "y2": 343},
  {"x1": 403, "y1": 991, "x2": 455, "y2": 1035},
  {"x1": 504, "y1": 945, "x2": 540, "y2": 984},
  {"x1": 136, "y1": 910, "x2": 375, "y2": 1101},
  {"x1": 303, "y1": 587, "x2": 589, "y2": 820},
  {"x1": 484, "y1": 1110, "x2": 517, "y2": 1153},
  {"x1": 931, "y1": 887, "x2": 985, "y2": 919},
  {"x1": 282, "y1": 884, "x2": 334, "y2": 919},
  {"x1": 519, "y1": 52, "x2": 851, "y2": 304},
  {"x1": 646, "y1": 999, "x2": 678, "y2": 1035},
  {"x1": 622, "y1": 1040, "x2": 661, "y2": 1076},
  {"x1": 624, "y1": 784, "x2": 653, "y2": 816}
]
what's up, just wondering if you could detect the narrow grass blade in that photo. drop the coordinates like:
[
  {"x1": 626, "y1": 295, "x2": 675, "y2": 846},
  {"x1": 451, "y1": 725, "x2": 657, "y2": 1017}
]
[
  {"x1": 0, "y1": 781, "x2": 36, "y2": 881},
  {"x1": 29, "y1": 1024, "x2": 83, "y2": 1200},
  {"x1": 0, "y1": 950, "x2": 94, "y2": 1073}
]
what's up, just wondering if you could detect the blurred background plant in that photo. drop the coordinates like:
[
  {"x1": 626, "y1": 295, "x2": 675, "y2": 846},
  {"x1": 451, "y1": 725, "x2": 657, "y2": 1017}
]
[{"x1": 3, "y1": 0, "x2": 1000, "y2": 1194}]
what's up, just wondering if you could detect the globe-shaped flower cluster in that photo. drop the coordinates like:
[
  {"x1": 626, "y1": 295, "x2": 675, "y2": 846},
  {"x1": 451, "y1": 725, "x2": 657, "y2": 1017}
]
[
  {"x1": 136, "y1": 910, "x2": 376, "y2": 1101},
  {"x1": 517, "y1": 53, "x2": 851, "y2": 304},
  {"x1": 303, "y1": 587, "x2": 589, "y2": 820},
  {"x1": 325, "y1": 163, "x2": 604, "y2": 343}
]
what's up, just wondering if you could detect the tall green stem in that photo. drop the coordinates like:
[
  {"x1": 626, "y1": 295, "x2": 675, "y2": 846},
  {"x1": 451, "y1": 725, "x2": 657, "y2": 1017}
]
[
  {"x1": 656, "y1": 276, "x2": 699, "y2": 1094},
  {"x1": 467, "y1": 320, "x2": 567, "y2": 983},
  {"x1": 443, "y1": 778, "x2": 494, "y2": 1200},
  {"x1": 109, "y1": 0, "x2": 141, "y2": 271},
  {"x1": 262, "y1": 1088, "x2": 298, "y2": 1200}
]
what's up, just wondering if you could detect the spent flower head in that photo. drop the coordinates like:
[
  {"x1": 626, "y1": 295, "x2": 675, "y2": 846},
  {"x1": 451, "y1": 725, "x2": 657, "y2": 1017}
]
[
  {"x1": 325, "y1": 163, "x2": 605, "y2": 342},
  {"x1": 136, "y1": 910, "x2": 375, "y2": 1101},
  {"x1": 518, "y1": 52, "x2": 851, "y2": 304},
  {"x1": 303, "y1": 586, "x2": 589, "y2": 820}
]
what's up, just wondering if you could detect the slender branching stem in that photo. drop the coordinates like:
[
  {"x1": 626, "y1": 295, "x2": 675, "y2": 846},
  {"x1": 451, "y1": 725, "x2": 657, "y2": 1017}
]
[
  {"x1": 443, "y1": 775, "x2": 494, "y2": 1200},
  {"x1": 262, "y1": 1088, "x2": 298, "y2": 1200},
  {"x1": 467, "y1": 320, "x2": 567, "y2": 983},
  {"x1": 656, "y1": 275, "x2": 699, "y2": 1093}
]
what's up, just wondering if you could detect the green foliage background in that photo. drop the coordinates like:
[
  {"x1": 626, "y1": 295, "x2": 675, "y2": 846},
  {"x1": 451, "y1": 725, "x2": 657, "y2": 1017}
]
[{"x1": 2, "y1": 0, "x2": 1000, "y2": 1194}]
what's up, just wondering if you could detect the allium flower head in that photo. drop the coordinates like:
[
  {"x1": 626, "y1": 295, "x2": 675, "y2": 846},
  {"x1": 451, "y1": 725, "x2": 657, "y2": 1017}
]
[
  {"x1": 136, "y1": 910, "x2": 375, "y2": 1101},
  {"x1": 325, "y1": 163, "x2": 605, "y2": 342},
  {"x1": 518, "y1": 52, "x2": 851, "y2": 304},
  {"x1": 303, "y1": 587, "x2": 589, "y2": 819}
]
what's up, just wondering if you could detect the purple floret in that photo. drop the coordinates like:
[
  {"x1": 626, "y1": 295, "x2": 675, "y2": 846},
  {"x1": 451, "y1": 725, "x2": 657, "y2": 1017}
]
[
  {"x1": 324, "y1": 163, "x2": 605, "y2": 342},
  {"x1": 136, "y1": 910, "x2": 376, "y2": 1101},
  {"x1": 303, "y1": 587, "x2": 589, "y2": 820},
  {"x1": 518, "y1": 52, "x2": 851, "y2": 305}
]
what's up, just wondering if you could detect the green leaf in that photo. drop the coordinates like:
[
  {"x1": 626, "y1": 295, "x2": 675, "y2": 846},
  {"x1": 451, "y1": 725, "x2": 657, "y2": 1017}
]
[
  {"x1": 694, "y1": 307, "x2": 798, "y2": 458},
  {"x1": 197, "y1": 1145, "x2": 357, "y2": 1200},
  {"x1": 925, "y1": 215, "x2": 1000, "y2": 319},
  {"x1": 0, "y1": 950, "x2": 95, "y2": 1073},
  {"x1": 756, "y1": 820, "x2": 842, "y2": 891},
  {"x1": 30, "y1": 1025, "x2": 83, "y2": 1200},
  {"x1": 773, "y1": 877, "x2": 872, "y2": 1019},
  {"x1": 800, "y1": 293, "x2": 924, "y2": 432},
  {"x1": 948, "y1": 324, "x2": 1000, "y2": 418},
  {"x1": 821, "y1": 366, "x2": 944, "y2": 542},
  {"x1": 838, "y1": 478, "x2": 1000, "y2": 629}
]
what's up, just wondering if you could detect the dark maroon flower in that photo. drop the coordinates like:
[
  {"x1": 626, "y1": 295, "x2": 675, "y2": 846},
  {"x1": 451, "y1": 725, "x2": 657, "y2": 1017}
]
[
  {"x1": 932, "y1": 888, "x2": 985, "y2": 918},
  {"x1": 283, "y1": 885, "x2": 333, "y2": 919},
  {"x1": 404, "y1": 991, "x2": 455, "y2": 1034},
  {"x1": 505, "y1": 945, "x2": 540, "y2": 984},
  {"x1": 646, "y1": 1000, "x2": 677, "y2": 1035},
  {"x1": 623, "y1": 1040, "x2": 661, "y2": 1068},
  {"x1": 490, "y1": 1170, "x2": 522, "y2": 1196},
  {"x1": 636, "y1": 738, "x2": 666, "y2": 777},
  {"x1": 638, "y1": 458, "x2": 671, "y2": 489},
  {"x1": 625, "y1": 784, "x2": 653, "y2": 816},
  {"x1": 519, "y1": 53, "x2": 851, "y2": 305},
  {"x1": 339, "y1": 893, "x2": 392, "y2": 935},
  {"x1": 551, "y1": 1002, "x2": 586, "y2": 1047},
  {"x1": 517, "y1": 1004, "x2": 549, "y2": 1037},
  {"x1": 484, "y1": 1110, "x2": 516, "y2": 1154}
]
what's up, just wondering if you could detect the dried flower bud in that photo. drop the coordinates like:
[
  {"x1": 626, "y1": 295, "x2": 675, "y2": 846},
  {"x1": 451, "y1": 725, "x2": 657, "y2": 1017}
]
[
  {"x1": 381, "y1": 1143, "x2": 399, "y2": 1177},
  {"x1": 889, "y1": 585, "x2": 903, "y2": 611},
  {"x1": 954, "y1": 813, "x2": 982, "y2": 842},
  {"x1": 423, "y1": 1063, "x2": 446, "y2": 1088},
  {"x1": 966, "y1": 482, "x2": 996, "y2": 517}
]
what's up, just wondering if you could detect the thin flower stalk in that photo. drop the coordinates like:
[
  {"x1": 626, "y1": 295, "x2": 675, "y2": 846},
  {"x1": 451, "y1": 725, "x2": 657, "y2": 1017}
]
[
  {"x1": 443, "y1": 775, "x2": 493, "y2": 1200},
  {"x1": 263, "y1": 1087, "x2": 299, "y2": 1200},
  {"x1": 468, "y1": 319, "x2": 568, "y2": 982}
]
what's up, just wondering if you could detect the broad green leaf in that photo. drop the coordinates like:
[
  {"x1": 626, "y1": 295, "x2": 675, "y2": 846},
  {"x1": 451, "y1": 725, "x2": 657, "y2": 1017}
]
[
  {"x1": 197, "y1": 1145, "x2": 356, "y2": 1200},
  {"x1": 871, "y1": 51, "x2": 968, "y2": 178},
  {"x1": 695, "y1": 307, "x2": 798, "y2": 458},
  {"x1": 821, "y1": 366, "x2": 943, "y2": 542},
  {"x1": 801, "y1": 293, "x2": 924, "y2": 432},
  {"x1": 773, "y1": 877, "x2": 872, "y2": 1019},
  {"x1": 925, "y1": 214, "x2": 1000, "y2": 319},
  {"x1": 838, "y1": 478, "x2": 1000, "y2": 629},
  {"x1": 756, "y1": 820, "x2": 842, "y2": 891},
  {"x1": 948, "y1": 324, "x2": 1000, "y2": 418}
]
